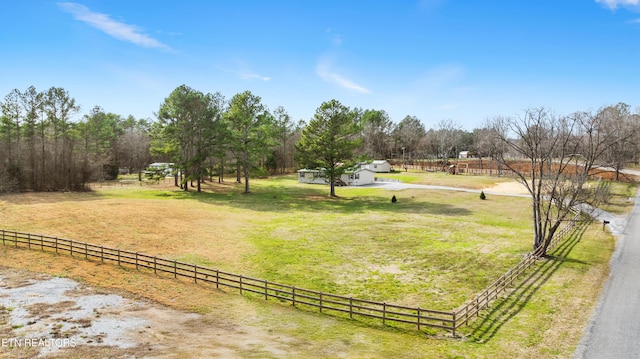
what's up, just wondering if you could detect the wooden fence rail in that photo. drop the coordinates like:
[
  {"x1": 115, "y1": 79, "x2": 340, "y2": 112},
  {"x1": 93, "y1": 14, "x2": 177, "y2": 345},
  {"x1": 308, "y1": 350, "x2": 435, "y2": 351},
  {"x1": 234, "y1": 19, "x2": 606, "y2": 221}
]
[
  {"x1": 0, "y1": 229, "x2": 456, "y2": 333},
  {"x1": 0, "y1": 209, "x2": 582, "y2": 337},
  {"x1": 452, "y1": 207, "x2": 584, "y2": 329}
]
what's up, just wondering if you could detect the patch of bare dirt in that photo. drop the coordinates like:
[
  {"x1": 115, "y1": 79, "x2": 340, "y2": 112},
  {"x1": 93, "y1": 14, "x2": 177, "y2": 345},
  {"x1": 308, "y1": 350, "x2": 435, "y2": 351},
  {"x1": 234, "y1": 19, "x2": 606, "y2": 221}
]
[
  {"x1": 0, "y1": 267, "x2": 298, "y2": 358},
  {"x1": 484, "y1": 181, "x2": 529, "y2": 195}
]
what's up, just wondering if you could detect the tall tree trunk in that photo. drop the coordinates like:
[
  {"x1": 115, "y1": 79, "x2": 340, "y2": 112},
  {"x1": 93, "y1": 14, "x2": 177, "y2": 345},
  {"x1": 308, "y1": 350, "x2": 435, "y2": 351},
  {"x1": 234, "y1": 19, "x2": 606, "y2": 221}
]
[
  {"x1": 330, "y1": 173, "x2": 336, "y2": 197},
  {"x1": 243, "y1": 156, "x2": 250, "y2": 193}
]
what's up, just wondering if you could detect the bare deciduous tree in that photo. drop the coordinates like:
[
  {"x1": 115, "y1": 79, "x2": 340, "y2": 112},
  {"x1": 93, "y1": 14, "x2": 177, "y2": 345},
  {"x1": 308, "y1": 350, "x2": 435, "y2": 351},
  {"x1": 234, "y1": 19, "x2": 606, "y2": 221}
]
[
  {"x1": 489, "y1": 107, "x2": 616, "y2": 256},
  {"x1": 596, "y1": 103, "x2": 638, "y2": 181}
]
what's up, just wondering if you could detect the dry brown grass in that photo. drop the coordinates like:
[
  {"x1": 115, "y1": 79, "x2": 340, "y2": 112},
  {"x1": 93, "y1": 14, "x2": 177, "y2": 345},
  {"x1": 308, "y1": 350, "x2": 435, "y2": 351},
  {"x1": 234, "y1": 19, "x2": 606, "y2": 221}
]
[
  {"x1": 0, "y1": 175, "x2": 621, "y2": 358},
  {"x1": 0, "y1": 184, "x2": 255, "y2": 273}
]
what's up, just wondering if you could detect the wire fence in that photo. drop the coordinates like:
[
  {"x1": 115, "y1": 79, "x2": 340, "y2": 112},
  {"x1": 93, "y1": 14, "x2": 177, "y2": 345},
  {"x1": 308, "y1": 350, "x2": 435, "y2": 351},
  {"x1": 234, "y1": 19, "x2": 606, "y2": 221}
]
[{"x1": 0, "y1": 209, "x2": 583, "y2": 337}]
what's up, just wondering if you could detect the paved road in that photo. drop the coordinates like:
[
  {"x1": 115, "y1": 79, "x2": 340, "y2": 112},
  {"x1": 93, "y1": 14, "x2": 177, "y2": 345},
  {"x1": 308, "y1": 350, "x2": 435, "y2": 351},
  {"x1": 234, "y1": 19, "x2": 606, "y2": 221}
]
[{"x1": 573, "y1": 189, "x2": 640, "y2": 359}]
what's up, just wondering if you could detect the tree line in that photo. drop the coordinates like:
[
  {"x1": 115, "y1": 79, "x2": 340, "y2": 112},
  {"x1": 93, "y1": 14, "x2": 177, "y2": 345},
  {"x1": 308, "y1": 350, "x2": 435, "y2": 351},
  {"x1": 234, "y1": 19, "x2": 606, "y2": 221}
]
[
  {"x1": 0, "y1": 86, "x2": 152, "y2": 192},
  {"x1": 2, "y1": 84, "x2": 639, "y2": 256},
  {"x1": 2, "y1": 85, "x2": 639, "y2": 196}
]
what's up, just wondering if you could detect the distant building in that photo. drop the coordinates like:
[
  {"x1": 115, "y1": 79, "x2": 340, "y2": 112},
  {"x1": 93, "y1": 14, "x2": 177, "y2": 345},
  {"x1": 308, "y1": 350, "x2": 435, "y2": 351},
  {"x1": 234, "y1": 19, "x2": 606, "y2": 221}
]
[
  {"x1": 297, "y1": 169, "x2": 327, "y2": 184},
  {"x1": 358, "y1": 160, "x2": 391, "y2": 173},
  {"x1": 297, "y1": 167, "x2": 376, "y2": 186},
  {"x1": 458, "y1": 151, "x2": 472, "y2": 159},
  {"x1": 340, "y1": 168, "x2": 376, "y2": 186}
]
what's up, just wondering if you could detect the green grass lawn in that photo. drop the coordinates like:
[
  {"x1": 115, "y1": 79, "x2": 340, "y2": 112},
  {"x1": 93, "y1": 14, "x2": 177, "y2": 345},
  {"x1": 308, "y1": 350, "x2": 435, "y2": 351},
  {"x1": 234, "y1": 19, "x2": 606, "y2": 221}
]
[
  {"x1": 89, "y1": 174, "x2": 533, "y2": 310},
  {"x1": 0, "y1": 172, "x2": 624, "y2": 358}
]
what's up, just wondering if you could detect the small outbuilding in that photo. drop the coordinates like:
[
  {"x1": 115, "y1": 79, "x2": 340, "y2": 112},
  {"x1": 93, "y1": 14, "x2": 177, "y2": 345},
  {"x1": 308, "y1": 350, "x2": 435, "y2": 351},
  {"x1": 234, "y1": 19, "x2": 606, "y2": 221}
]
[
  {"x1": 358, "y1": 160, "x2": 392, "y2": 173},
  {"x1": 458, "y1": 151, "x2": 472, "y2": 159}
]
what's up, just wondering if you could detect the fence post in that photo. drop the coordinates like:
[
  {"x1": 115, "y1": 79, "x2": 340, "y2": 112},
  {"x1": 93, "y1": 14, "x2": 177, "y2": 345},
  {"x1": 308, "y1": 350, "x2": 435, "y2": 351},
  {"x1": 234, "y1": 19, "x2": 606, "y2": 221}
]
[
  {"x1": 264, "y1": 280, "x2": 268, "y2": 300},
  {"x1": 117, "y1": 249, "x2": 121, "y2": 266},
  {"x1": 452, "y1": 311, "x2": 457, "y2": 338},
  {"x1": 292, "y1": 286, "x2": 295, "y2": 307},
  {"x1": 154, "y1": 256, "x2": 157, "y2": 274},
  {"x1": 101, "y1": 246, "x2": 104, "y2": 263},
  {"x1": 383, "y1": 303, "x2": 386, "y2": 325},
  {"x1": 349, "y1": 297, "x2": 353, "y2": 319},
  {"x1": 215, "y1": 269, "x2": 219, "y2": 288},
  {"x1": 27, "y1": 233, "x2": 31, "y2": 249},
  {"x1": 417, "y1": 307, "x2": 421, "y2": 331},
  {"x1": 239, "y1": 275, "x2": 243, "y2": 294},
  {"x1": 320, "y1": 293, "x2": 323, "y2": 313},
  {"x1": 194, "y1": 264, "x2": 198, "y2": 283},
  {"x1": 70, "y1": 240, "x2": 73, "y2": 257},
  {"x1": 465, "y1": 301, "x2": 470, "y2": 325},
  {"x1": 85, "y1": 242, "x2": 88, "y2": 260},
  {"x1": 174, "y1": 260, "x2": 177, "y2": 278},
  {"x1": 135, "y1": 252, "x2": 139, "y2": 269},
  {"x1": 55, "y1": 237, "x2": 58, "y2": 253},
  {"x1": 1, "y1": 229, "x2": 4, "y2": 245},
  {"x1": 40, "y1": 235, "x2": 44, "y2": 251}
]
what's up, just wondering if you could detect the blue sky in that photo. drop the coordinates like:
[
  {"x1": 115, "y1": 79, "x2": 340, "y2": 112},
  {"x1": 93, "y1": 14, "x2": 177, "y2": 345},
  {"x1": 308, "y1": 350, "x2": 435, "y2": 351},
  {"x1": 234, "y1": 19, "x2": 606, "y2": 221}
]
[{"x1": 1, "y1": 1, "x2": 639, "y2": 129}]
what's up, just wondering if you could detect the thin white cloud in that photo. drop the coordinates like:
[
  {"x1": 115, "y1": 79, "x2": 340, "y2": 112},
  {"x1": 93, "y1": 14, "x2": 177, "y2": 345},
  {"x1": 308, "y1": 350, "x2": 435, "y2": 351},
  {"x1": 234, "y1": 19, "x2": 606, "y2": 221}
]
[
  {"x1": 218, "y1": 61, "x2": 271, "y2": 82},
  {"x1": 237, "y1": 70, "x2": 271, "y2": 82},
  {"x1": 325, "y1": 28, "x2": 344, "y2": 47},
  {"x1": 596, "y1": 0, "x2": 640, "y2": 10},
  {"x1": 316, "y1": 60, "x2": 371, "y2": 94},
  {"x1": 57, "y1": 2, "x2": 173, "y2": 51}
]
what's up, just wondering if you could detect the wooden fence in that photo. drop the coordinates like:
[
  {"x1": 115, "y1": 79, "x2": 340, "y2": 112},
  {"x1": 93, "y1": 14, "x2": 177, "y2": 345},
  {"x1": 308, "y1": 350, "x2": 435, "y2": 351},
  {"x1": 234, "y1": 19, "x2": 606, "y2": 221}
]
[
  {"x1": 0, "y1": 230, "x2": 454, "y2": 333},
  {"x1": 452, "y1": 207, "x2": 583, "y2": 330},
  {"x1": 0, "y1": 210, "x2": 582, "y2": 337}
]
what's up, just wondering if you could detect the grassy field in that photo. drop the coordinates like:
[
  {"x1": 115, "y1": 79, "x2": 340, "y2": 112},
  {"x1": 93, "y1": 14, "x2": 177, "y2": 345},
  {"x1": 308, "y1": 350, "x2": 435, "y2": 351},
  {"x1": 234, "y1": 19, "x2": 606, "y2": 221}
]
[{"x1": 0, "y1": 171, "x2": 622, "y2": 358}]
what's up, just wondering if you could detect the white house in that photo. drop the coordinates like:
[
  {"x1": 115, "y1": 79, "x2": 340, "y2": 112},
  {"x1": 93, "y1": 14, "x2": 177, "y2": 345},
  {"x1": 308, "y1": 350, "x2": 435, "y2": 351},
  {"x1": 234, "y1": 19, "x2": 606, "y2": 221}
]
[
  {"x1": 340, "y1": 168, "x2": 376, "y2": 186},
  {"x1": 297, "y1": 169, "x2": 327, "y2": 184},
  {"x1": 358, "y1": 160, "x2": 391, "y2": 173},
  {"x1": 458, "y1": 151, "x2": 472, "y2": 159},
  {"x1": 298, "y1": 168, "x2": 376, "y2": 186}
]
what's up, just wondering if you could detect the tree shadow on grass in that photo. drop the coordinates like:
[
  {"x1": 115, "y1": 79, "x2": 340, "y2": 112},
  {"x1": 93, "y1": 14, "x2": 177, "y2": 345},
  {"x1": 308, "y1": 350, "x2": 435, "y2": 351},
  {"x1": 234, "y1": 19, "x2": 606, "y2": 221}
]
[
  {"x1": 243, "y1": 192, "x2": 470, "y2": 216},
  {"x1": 462, "y1": 221, "x2": 590, "y2": 343},
  {"x1": 180, "y1": 184, "x2": 475, "y2": 216}
]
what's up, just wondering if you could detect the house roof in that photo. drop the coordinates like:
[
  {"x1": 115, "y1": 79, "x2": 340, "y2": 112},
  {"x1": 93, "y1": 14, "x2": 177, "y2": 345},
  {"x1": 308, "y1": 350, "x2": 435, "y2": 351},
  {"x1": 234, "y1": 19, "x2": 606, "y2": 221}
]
[
  {"x1": 297, "y1": 168, "x2": 325, "y2": 173},
  {"x1": 358, "y1": 160, "x2": 389, "y2": 165},
  {"x1": 343, "y1": 168, "x2": 375, "y2": 174}
]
